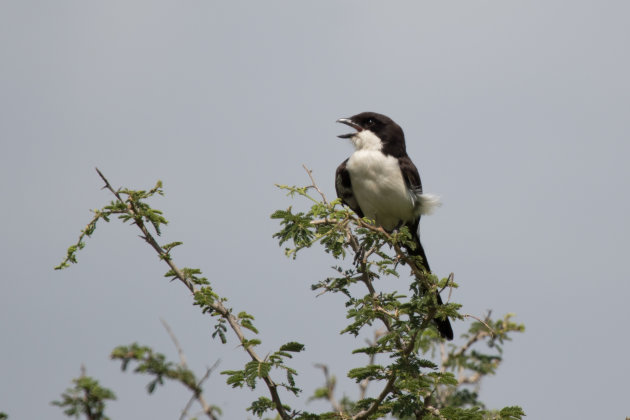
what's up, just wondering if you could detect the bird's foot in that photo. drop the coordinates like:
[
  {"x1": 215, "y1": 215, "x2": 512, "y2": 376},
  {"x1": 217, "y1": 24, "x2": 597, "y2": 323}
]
[{"x1": 353, "y1": 245, "x2": 366, "y2": 266}]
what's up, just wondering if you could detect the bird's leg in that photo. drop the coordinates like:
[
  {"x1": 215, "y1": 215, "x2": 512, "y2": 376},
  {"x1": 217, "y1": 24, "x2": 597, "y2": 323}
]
[
  {"x1": 353, "y1": 245, "x2": 365, "y2": 266},
  {"x1": 390, "y1": 222, "x2": 406, "y2": 264}
]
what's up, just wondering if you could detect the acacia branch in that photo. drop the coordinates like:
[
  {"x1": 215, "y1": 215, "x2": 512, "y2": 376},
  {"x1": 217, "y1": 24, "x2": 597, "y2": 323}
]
[
  {"x1": 95, "y1": 167, "x2": 194, "y2": 293},
  {"x1": 95, "y1": 168, "x2": 290, "y2": 420}
]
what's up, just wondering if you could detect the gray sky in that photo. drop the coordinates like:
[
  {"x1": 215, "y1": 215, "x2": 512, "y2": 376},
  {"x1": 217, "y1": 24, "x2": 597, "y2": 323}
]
[{"x1": 1, "y1": 1, "x2": 629, "y2": 419}]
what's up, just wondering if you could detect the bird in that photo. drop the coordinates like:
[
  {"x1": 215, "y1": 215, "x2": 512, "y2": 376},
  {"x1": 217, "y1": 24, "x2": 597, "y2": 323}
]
[{"x1": 335, "y1": 111, "x2": 453, "y2": 340}]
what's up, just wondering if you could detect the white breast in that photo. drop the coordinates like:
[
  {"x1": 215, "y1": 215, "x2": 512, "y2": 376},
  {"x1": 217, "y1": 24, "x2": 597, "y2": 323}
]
[{"x1": 346, "y1": 149, "x2": 416, "y2": 231}]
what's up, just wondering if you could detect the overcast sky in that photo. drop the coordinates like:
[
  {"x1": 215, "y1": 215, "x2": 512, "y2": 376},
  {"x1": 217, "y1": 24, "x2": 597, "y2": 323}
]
[{"x1": 1, "y1": 1, "x2": 629, "y2": 419}]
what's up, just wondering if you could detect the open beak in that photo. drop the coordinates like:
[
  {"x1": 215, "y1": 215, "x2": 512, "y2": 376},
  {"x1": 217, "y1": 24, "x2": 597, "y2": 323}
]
[{"x1": 336, "y1": 118, "x2": 363, "y2": 139}]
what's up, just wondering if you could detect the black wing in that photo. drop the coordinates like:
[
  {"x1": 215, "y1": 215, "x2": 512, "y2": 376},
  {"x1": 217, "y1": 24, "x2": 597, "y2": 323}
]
[
  {"x1": 398, "y1": 155, "x2": 423, "y2": 194},
  {"x1": 335, "y1": 159, "x2": 364, "y2": 218},
  {"x1": 398, "y1": 155, "x2": 427, "y2": 267}
]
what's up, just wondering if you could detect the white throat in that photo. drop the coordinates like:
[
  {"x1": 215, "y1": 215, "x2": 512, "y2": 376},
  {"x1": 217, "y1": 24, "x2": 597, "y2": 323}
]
[{"x1": 351, "y1": 130, "x2": 383, "y2": 151}]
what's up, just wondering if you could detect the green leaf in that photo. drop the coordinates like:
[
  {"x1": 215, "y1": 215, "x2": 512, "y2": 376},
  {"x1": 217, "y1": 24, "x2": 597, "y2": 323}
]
[
  {"x1": 52, "y1": 372, "x2": 116, "y2": 420},
  {"x1": 279, "y1": 342, "x2": 305, "y2": 353},
  {"x1": 162, "y1": 241, "x2": 183, "y2": 252},
  {"x1": 193, "y1": 287, "x2": 218, "y2": 313},
  {"x1": 240, "y1": 319, "x2": 259, "y2": 334},
  {"x1": 247, "y1": 396, "x2": 276, "y2": 418},
  {"x1": 347, "y1": 365, "x2": 386, "y2": 382},
  {"x1": 242, "y1": 338, "x2": 262, "y2": 348},
  {"x1": 222, "y1": 369, "x2": 245, "y2": 388},
  {"x1": 498, "y1": 406, "x2": 526, "y2": 419}
]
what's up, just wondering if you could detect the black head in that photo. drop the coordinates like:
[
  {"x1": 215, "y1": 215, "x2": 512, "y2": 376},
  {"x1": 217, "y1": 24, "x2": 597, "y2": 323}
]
[{"x1": 337, "y1": 112, "x2": 407, "y2": 156}]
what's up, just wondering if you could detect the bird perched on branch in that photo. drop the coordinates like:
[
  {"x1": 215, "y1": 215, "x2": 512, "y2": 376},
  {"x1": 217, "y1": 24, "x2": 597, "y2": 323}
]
[{"x1": 335, "y1": 111, "x2": 453, "y2": 340}]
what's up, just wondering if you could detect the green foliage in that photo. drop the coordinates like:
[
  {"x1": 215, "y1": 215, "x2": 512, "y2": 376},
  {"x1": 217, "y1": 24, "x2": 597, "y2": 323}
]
[
  {"x1": 248, "y1": 397, "x2": 276, "y2": 417},
  {"x1": 347, "y1": 365, "x2": 386, "y2": 382},
  {"x1": 0, "y1": 413, "x2": 8, "y2": 420},
  {"x1": 271, "y1": 185, "x2": 352, "y2": 260},
  {"x1": 56, "y1": 170, "x2": 525, "y2": 420},
  {"x1": 55, "y1": 176, "x2": 167, "y2": 270},
  {"x1": 272, "y1": 180, "x2": 525, "y2": 419},
  {"x1": 221, "y1": 341, "x2": 305, "y2": 396},
  {"x1": 51, "y1": 372, "x2": 116, "y2": 420},
  {"x1": 238, "y1": 311, "x2": 259, "y2": 334},
  {"x1": 497, "y1": 406, "x2": 527, "y2": 419},
  {"x1": 110, "y1": 343, "x2": 199, "y2": 394},
  {"x1": 212, "y1": 316, "x2": 228, "y2": 344}
]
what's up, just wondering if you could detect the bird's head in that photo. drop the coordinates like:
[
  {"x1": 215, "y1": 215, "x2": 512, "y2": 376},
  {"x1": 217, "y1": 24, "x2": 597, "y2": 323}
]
[{"x1": 337, "y1": 112, "x2": 406, "y2": 155}]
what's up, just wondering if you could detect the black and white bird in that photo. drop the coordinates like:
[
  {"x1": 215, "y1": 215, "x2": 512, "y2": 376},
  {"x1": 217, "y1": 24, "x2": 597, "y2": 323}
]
[{"x1": 335, "y1": 111, "x2": 453, "y2": 340}]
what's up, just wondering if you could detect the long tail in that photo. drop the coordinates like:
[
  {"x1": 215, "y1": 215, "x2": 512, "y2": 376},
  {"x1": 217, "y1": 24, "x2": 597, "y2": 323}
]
[{"x1": 405, "y1": 224, "x2": 454, "y2": 341}]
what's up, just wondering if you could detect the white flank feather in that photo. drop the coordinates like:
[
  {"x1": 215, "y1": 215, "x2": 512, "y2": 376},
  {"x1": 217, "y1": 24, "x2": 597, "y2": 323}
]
[{"x1": 418, "y1": 193, "x2": 442, "y2": 215}]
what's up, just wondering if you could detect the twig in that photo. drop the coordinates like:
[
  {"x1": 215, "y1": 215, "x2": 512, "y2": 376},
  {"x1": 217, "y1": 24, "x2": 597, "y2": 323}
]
[
  {"x1": 161, "y1": 318, "x2": 219, "y2": 420},
  {"x1": 179, "y1": 362, "x2": 221, "y2": 420},
  {"x1": 358, "y1": 329, "x2": 385, "y2": 400},
  {"x1": 303, "y1": 165, "x2": 328, "y2": 204},
  {"x1": 462, "y1": 313, "x2": 494, "y2": 335},
  {"x1": 458, "y1": 371, "x2": 482, "y2": 385},
  {"x1": 353, "y1": 375, "x2": 395, "y2": 420},
  {"x1": 78, "y1": 365, "x2": 96, "y2": 420},
  {"x1": 310, "y1": 218, "x2": 339, "y2": 225},
  {"x1": 314, "y1": 364, "x2": 343, "y2": 414},
  {"x1": 445, "y1": 314, "x2": 494, "y2": 368},
  {"x1": 355, "y1": 220, "x2": 429, "y2": 284},
  {"x1": 439, "y1": 312, "x2": 494, "y2": 378},
  {"x1": 439, "y1": 342, "x2": 448, "y2": 374},
  {"x1": 442, "y1": 273, "x2": 454, "y2": 303},
  {"x1": 161, "y1": 318, "x2": 188, "y2": 367},
  {"x1": 353, "y1": 327, "x2": 424, "y2": 420},
  {"x1": 425, "y1": 405, "x2": 447, "y2": 420}
]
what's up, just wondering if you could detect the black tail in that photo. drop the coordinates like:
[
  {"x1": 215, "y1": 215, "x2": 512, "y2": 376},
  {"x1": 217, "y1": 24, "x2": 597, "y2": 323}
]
[{"x1": 404, "y1": 224, "x2": 454, "y2": 341}]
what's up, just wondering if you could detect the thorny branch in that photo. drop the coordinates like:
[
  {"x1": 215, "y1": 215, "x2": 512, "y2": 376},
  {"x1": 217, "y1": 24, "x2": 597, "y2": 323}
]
[
  {"x1": 95, "y1": 168, "x2": 195, "y2": 293},
  {"x1": 94, "y1": 168, "x2": 291, "y2": 420}
]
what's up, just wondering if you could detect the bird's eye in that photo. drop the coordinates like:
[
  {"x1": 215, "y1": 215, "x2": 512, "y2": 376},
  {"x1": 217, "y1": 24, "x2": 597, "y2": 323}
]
[{"x1": 366, "y1": 118, "x2": 375, "y2": 126}]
